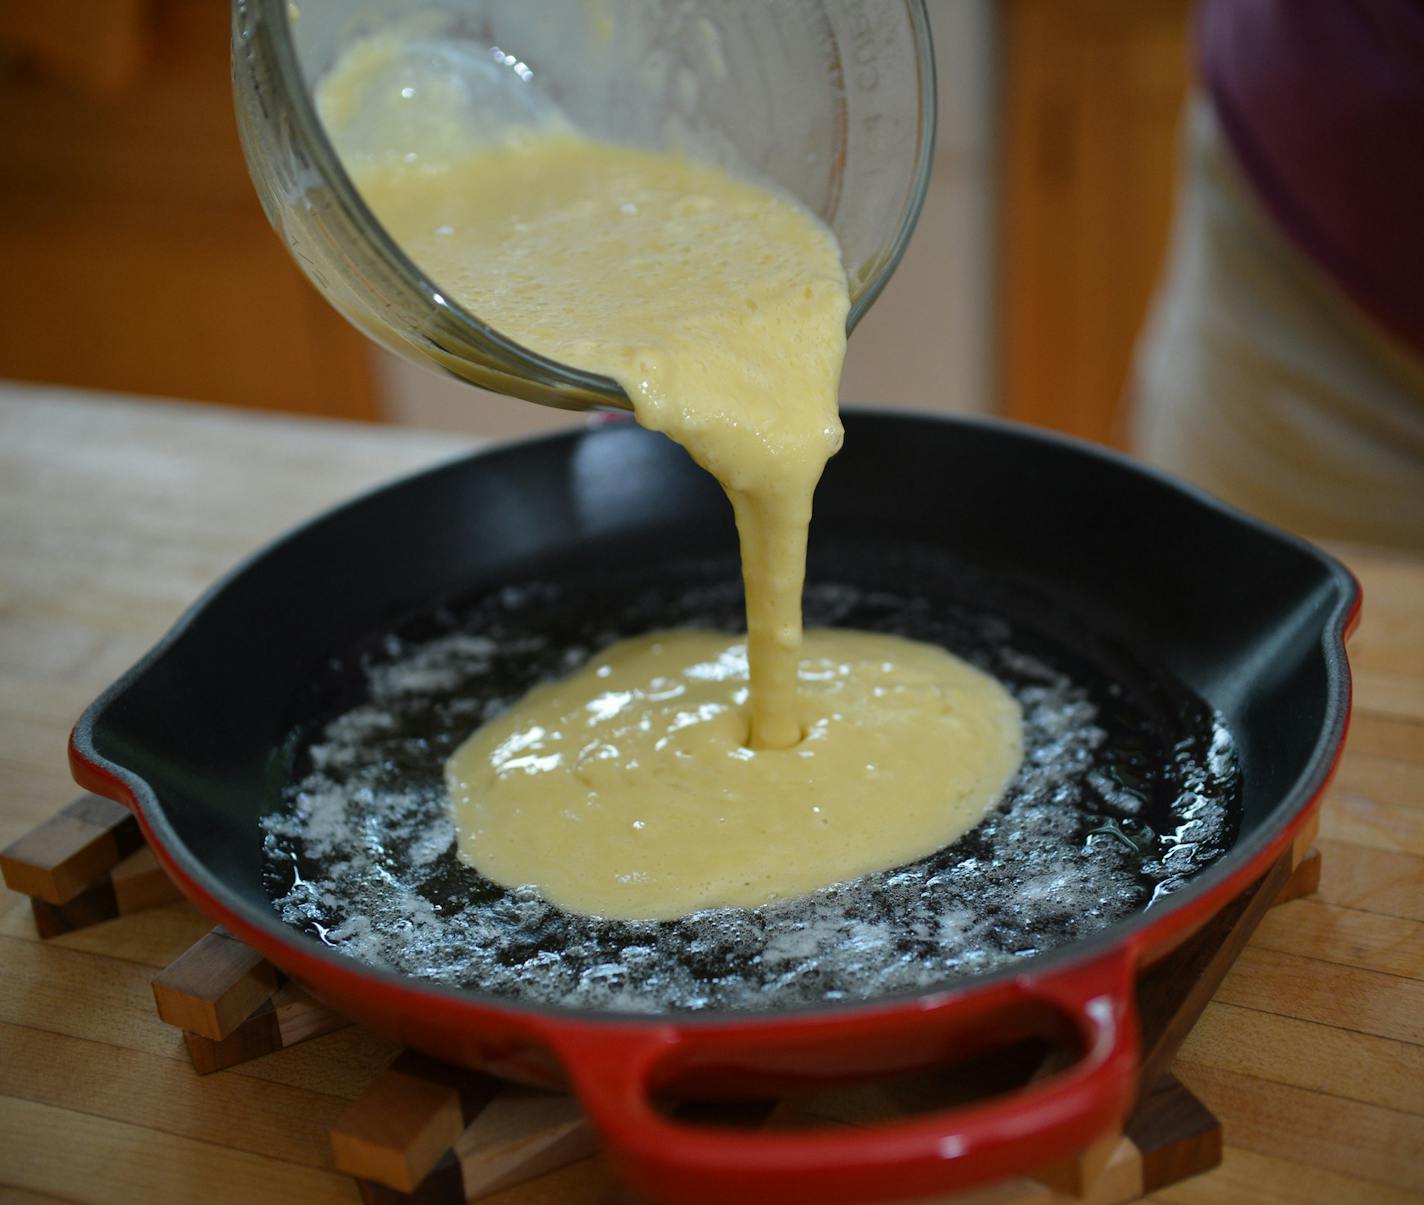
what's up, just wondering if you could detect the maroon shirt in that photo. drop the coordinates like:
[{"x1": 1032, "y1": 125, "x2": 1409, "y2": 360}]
[{"x1": 1200, "y1": 0, "x2": 1424, "y2": 356}]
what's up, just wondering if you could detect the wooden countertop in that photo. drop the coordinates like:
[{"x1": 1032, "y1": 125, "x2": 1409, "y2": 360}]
[{"x1": 1, "y1": 386, "x2": 1420, "y2": 1203}]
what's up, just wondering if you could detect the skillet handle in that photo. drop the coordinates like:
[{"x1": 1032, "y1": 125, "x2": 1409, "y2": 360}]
[{"x1": 549, "y1": 947, "x2": 1139, "y2": 1204}]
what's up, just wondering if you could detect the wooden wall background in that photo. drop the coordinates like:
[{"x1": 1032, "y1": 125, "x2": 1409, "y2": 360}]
[
  {"x1": 997, "y1": 0, "x2": 1194, "y2": 447},
  {"x1": 0, "y1": 0, "x2": 378, "y2": 420}
]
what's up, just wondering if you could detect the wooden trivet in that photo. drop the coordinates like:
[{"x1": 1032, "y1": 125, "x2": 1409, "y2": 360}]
[
  {"x1": 150, "y1": 924, "x2": 352, "y2": 1071},
  {"x1": 3, "y1": 796, "x2": 1322, "y2": 1203},
  {"x1": 0, "y1": 793, "x2": 184, "y2": 936},
  {"x1": 0, "y1": 794, "x2": 351, "y2": 1070},
  {"x1": 331, "y1": 1053, "x2": 597, "y2": 1202}
]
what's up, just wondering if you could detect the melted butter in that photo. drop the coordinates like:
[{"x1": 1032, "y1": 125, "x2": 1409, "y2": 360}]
[
  {"x1": 446, "y1": 630, "x2": 1022, "y2": 919},
  {"x1": 321, "y1": 41, "x2": 1023, "y2": 920}
]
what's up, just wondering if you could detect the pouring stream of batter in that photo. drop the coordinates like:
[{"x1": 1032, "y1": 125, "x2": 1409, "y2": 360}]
[
  {"x1": 320, "y1": 42, "x2": 1022, "y2": 919},
  {"x1": 348, "y1": 131, "x2": 844, "y2": 749}
]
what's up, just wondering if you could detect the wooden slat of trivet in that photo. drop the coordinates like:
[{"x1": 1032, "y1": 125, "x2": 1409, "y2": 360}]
[
  {"x1": 1032, "y1": 1128, "x2": 1124, "y2": 1199},
  {"x1": 356, "y1": 1084, "x2": 599, "y2": 1205},
  {"x1": 448, "y1": 1086, "x2": 598, "y2": 1200},
  {"x1": 1, "y1": 793, "x2": 143, "y2": 904},
  {"x1": 184, "y1": 980, "x2": 350, "y2": 1074},
  {"x1": 1123, "y1": 1073, "x2": 1220, "y2": 1194},
  {"x1": 2, "y1": 796, "x2": 187, "y2": 937},
  {"x1": 151, "y1": 926, "x2": 281, "y2": 1040},
  {"x1": 346, "y1": 1084, "x2": 606, "y2": 1204},
  {"x1": 145, "y1": 920, "x2": 353, "y2": 1071},
  {"x1": 331, "y1": 1052, "x2": 503, "y2": 1192},
  {"x1": 111, "y1": 844, "x2": 185, "y2": 912},
  {"x1": 1272, "y1": 847, "x2": 1321, "y2": 907},
  {"x1": 27, "y1": 844, "x2": 185, "y2": 937}
]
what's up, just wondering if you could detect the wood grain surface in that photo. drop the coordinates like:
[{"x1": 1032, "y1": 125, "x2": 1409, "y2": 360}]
[{"x1": 1, "y1": 387, "x2": 1421, "y2": 1203}]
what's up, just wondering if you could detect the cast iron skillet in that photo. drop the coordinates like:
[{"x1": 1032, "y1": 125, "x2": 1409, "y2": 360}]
[{"x1": 71, "y1": 411, "x2": 1357, "y2": 1203}]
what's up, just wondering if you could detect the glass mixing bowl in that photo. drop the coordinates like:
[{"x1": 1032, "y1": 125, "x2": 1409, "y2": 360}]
[{"x1": 232, "y1": 0, "x2": 936, "y2": 411}]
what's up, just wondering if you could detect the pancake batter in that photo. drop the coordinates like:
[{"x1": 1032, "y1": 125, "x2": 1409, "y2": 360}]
[
  {"x1": 445, "y1": 629, "x2": 1022, "y2": 919},
  {"x1": 320, "y1": 39, "x2": 1023, "y2": 919}
]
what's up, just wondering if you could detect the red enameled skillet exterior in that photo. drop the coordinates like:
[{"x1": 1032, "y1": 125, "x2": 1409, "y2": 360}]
[{"x1": 70, "y1": 411, "x2": 1358, "y2": 1203}]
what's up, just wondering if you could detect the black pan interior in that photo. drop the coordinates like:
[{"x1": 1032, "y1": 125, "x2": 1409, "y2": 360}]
[{"x1": 87, "y1": 412, "x2": 1354, "y2": 996}]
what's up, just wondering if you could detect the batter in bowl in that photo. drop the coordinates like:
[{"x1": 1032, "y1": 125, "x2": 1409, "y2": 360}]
[{"x1": 320, "y1": 41, "x2": 1023, "y2": 920}]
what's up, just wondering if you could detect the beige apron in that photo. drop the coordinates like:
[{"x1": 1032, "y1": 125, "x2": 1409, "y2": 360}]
[{"x1": 1130, "y1": 100, "x2": 1424, "y2": 550}]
